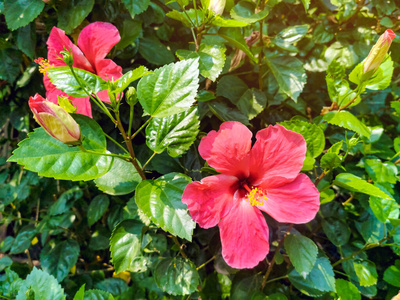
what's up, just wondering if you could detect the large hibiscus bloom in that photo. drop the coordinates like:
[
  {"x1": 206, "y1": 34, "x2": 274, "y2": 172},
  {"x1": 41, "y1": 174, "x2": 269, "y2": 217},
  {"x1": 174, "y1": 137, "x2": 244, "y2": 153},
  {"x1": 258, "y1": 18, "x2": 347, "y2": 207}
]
[
  {"x1": 39, "y1": 22, "x2": 123, "y2": 118},
  {"x1": 182, "y1": 122, "x2": 320, "y2": 269}
]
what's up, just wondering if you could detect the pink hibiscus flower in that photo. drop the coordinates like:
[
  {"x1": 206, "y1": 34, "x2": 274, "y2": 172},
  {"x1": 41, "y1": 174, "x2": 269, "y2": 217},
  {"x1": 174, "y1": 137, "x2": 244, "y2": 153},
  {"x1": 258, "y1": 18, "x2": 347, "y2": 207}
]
[
  {"x1": 37, "y1": 22, "x2": 123, "y2": 118},
  {"x1": 182, "y1": 121, "x2": 320, "y2": 269}
]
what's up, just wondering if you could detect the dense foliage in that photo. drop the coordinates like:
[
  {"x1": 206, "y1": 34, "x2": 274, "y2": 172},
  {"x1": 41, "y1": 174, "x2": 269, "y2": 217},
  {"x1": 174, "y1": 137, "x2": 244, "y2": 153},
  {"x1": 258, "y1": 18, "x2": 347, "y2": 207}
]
[{"x1": 1, "y1": 0, "x2": 400, "y2": 299}]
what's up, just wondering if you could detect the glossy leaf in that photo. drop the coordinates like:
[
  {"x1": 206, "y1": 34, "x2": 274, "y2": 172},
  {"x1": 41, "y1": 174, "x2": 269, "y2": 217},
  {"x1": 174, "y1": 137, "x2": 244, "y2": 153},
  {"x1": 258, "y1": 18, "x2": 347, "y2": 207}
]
[
  {"x1": 83, "y1": 290, "x2": 115, "y2": 300},
  {"x1": 57, "y1": 0, "x2": 94, "y2": 34},
  {"x1": 49, "y1": 187, "x2": 83, "y2": 216},
  {"x1": 211, "y1": 15, "x2": 249, "y2": 27},
  {"x1": 335, "y1": 279, "x2": 361, "y2": 300},
  {"x1": 235, "y1": 88, "x2": 267, "y2": 120},
  {"x1": 138, "y1": 36, "x2": 175, "y2": 66},
  {"x1": 114, "y1": 66, "x2": 151, "y2": 93},
  {"x1": 321, "y1": 218, "x2": 351, "y2": 246},
  {"x1": 47, "y1": 67, "x2": 108, "y2": 98},
  {"x1": 146, "y1": 107, "x2": 200, "y2": 157},
  {"x1": 10, "y1": 225, "x2": 36, "y2": 254},
  {"x1": 122, "y1": 0, "x2": 150, "y2": 17},
  {"x1": 137, "y1": 58, "x2": 199, "y2": 118},
  {"x1": 87, "y1": 195, "x2": 110, "y2": 226},
  {"x1": 73, "y1": 284, "x2": 86, "y2": 300},
  {"x1": 284, "y1": 233, "x2": 318, "y2": 278},
  {"x1": 110, "y1": 220, "x2": 144, "y2": 274},
  {"x1": 154, "y1": 257, "x2": 200, "y2": 295},
  {"x1": 383, "y1": 263, "x2": 400, "y2": 287},
  {"x1": 218, "y1": 27, "x2": 256, "y2": 62},
  {"x1": 216, "y1": 75, "x2": 248, "y2": 105},
  {"x1": 40, "y1": 239, "x2": 80, "y2": 282},
  {"x1": 353, "y1": 260, "x2": 378, "y2": 287},
  {"x1": 94, "y1": 158, "x2": 142, "y2": 196},
  {"x1": 4, "y1": 0, "x2": 44, "y2": 31},
  {"x1": 0, "y1": 49, "x2": 23, "y2": 84},
  {"x1": 8, "y1": 115, "x2": 113, "y2": 181},
  {"x1": 323, "y1": 111, "x2": 371, "y2": 138},
  {"x1": 320, "y1": 153, "x2": 342, "y2": 170},
  {"x1": 230, "y1": 1, "x2": 269, "y2": 23},
  {"x1": 135, "y1": 173, "x2": 195, "y2": 240}
]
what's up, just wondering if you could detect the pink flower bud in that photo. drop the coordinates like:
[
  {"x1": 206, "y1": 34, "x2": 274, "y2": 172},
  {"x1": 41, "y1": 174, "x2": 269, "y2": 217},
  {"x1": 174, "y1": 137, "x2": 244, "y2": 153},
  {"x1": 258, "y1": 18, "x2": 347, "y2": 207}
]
[
  {"x1": 208, "y1": 0, "x2": 226, "y2": 15},
  {"x1": 29, "y1": 93, "x2": 81, "y2": 145},
  {"x1": 363, "y1": 29, "x2": 396, "y2": 75}
]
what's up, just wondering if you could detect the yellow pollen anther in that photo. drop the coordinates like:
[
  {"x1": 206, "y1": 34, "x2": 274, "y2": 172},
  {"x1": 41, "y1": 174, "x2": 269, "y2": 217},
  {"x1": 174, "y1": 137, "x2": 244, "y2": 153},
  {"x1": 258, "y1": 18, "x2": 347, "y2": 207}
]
[
  {"x1": 245, "y1": 187, "x2": 267, "y2": 206},
  {"x1": 35, "y1": 58, "x2": 54, "y2": 74}
]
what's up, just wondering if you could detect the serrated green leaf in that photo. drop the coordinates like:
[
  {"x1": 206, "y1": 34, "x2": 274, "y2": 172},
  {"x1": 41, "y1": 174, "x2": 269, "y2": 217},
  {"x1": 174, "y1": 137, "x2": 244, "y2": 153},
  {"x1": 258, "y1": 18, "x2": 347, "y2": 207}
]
[
  {"x1": 333, "y1": 173, "x2": 393, "y2": 200},
  {"x1": 94, "y1": 158, "x2": 142, "y2": 196},
  {"x1": 369, "y1": 184, "x2": 398, "y2": 223},
  {"x1": 83, "y1": 289, "x2": 115, "y2": 300},
  {"x1": 335, "y1": 279, "x2": 361, "y2": 300},
  {"x1": 4, "y1": 0, "x2": 44, "y2": 31},
  {"x1": 274, "y1": 25, "x2": 309, "y2": 51},
  {"x1": 320, "y1": 153, "x2": 342, "y2": 170},
  {"x1": 16, "y1": 268, "x2": 66, "y2": 300},
  {"x1": 49, "y1": 187, "x2": 83, "y2": 216},
  {"x1": 73, "y1": 284, "x2": 86, "y2": 300},
  {"x1": 110, "y1": 220, "x2": 144, "y2": 274},
  {"x1": 216, "y1": 75, "x2": 248, "y2": 104},
  {"x1": 138, "y1": 36, "x2": 175, "y2": 66},
  {"x1": 47, "y1": 67, "x2": 109, "y2": 98},
  {"x1": 280, "y1": 118, "x2": 325, "y2": 158},
  {"x1": 353, "y1": 260, "x2": 378, "y2": 287},
  {"x1": 323, "y1": 111, "x2": 371, "y2": 138},
  {"x1": 8, "y1": 115, "x2": 113, "y2": 181},
  {"x1": 122, "y1": 0, "x2": 150, "y2": 18},
  {"x1": 235, "y1": 88, "x2": 267, "y2": 120},
  {"x1": 176, "y1": 43, "x2": 226, "y2": 81},
  {"x1": 116, "y1": 19, "x2": 142, "y2": 50},
  {"x1": 135, "y1": 173, "x2": 195, "y2": 240},
  {"x1": 288, "y1": 255, "x2": 335, "y2": 297},
  {"x1": 208, "y1": 100, "x2": 250, "y2": 125},
  {"x1": 284, "y1": 234, "x2": 318, "y2": 278},
  {"x1": 230, "y1": 1, "x2": 269, "y2": 23},
  {"x1": 94, "y1": 278, "x2": 128, "y2": 295},
  {"x1": 137, "y1": 59, "x2": 199, "y2": 118},
  {"x1": 211, "y1": 15, "x2": 249, "y2": 27},
  {"x1": 264, "y1": 55, "x2": 307, "y2": 102},
  {"x1": 146, "y1": 107, "x2": 200, "y2": 157},
  {"x1": 16, "y1": 24, "x2": 36, "y2": 59},
  {"x1": 321, "y1": 218, "x2": 351, "y2": 246},
  {"x1": 10, "y1": 225, "x2": 36, "y2": 254},
  {"x1": 364, "y1": 158, "x2": 397, "y2": 184},
  {"x1": 87, "y1": 195, "x2": 110, "y2": 226},
  {"x1": 115, "y1": 66, "x2": 151, "y2": 93},
  {"x1": 40, "y1": 239, "x2": 80, "y2": 282},
  {"x1": 383, "y1": 264, "x2": 400, "y2": 287},
  {"x1": 57, "y1": 0, "x2": 94, "y2": 34},
  {"x1": 324, "y1": 41, "x2": 358, "y2": 68},
  {"x1": 154, "y1": 257, "x2": 200, "y2": 295},
  {"x1": 218, "y1": 27, "x2": 256, "y2": 62}
]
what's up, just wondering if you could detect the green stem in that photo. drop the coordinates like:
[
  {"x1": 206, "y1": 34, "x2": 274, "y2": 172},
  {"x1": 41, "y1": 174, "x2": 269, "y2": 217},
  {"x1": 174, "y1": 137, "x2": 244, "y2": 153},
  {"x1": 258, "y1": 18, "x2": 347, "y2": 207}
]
[
  {"x1": 103, "y1": 132, "x2": 130, "y2": 155},
  {"x1": 78, "y1": 145, "x2": 130, "y2": 161},
  {"x1": 263, "y1": 275, "x2": 288, "y2": 286},
  {"x1": 131, "y1": 117, "x2": 153, "y2": 140},
  {"x1": 1, "y1": 212, "x2": 37, "y2": 224},
  {"x1": 197, "y1": 255, "x2": 216, "y2": 270},
  {"x1": 172, "y1": 235, "x2": 188, "y2": 259},
  {"x1": 143, "y1": 151, "x2": 157, "y2": 170},
  {"x1": 192, "y1": 0, "x2": 199, "y2": 27},
  {"x1": 127, "y1": 102, "x2": 135, "y2": 138}
]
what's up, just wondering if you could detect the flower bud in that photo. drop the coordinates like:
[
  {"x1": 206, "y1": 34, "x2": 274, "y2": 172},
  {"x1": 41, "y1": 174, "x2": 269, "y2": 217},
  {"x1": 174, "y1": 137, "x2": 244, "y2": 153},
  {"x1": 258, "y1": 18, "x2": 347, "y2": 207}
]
[
  {"x1": 29, "y1": 93, "x2": 81, "y2": 145},
  {"x1": 392, "y1": 291, "x2": 400, "y2": 300},
  {"x1": 208, "y1": 0, "x2": 226, "y2": 15},
  {"x1": 363, "y1": 29, "x2": 396, "y2": 76},
  {"x1": 126, "y1": 87, "x2": 138, "y2": 106},
  {"x1": 60, "y1": 48, "x2": 74, "y2": 67}
]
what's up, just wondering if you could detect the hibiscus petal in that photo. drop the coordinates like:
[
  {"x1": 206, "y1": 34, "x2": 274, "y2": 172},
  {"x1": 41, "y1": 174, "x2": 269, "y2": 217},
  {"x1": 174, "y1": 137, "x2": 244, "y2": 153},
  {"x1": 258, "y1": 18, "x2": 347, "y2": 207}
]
[
  {"x1": 77, "y1": 22, "x2": 121, "y2": 69},
  {"x1": 219, "y1": 199, "x2": 269, "y2": 269},
  {"x1": 258, "y1": 173, "x2": 320, "y2": 224},
  {"x1": 198, "y1": 121, "x2": 252, "y2": 179},
  {"x1": 70, "y1": 96, "x2": 92, "y2": 118},
  {"x1": 47, "y1": 26, "x2": 94, "y2": 72},
  {"x1": 95, "y1": 58, "x2": 123, "y2": 81},
  {"x1": 182, "y1": 175, "x2": 238, "y2": 229},
  {"x1": 249, "y1": 124, "x2": 306, "y2": 187}
]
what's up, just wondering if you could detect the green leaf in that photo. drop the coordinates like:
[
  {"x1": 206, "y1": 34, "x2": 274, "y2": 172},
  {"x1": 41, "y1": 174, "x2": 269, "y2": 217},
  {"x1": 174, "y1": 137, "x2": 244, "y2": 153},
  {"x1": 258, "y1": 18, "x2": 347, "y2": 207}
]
[
  {"x1": 263, "y1": 55, "x2": 307, "y2": 102},
  {"x1": 230, "y1": 1, "x2": 269, "y2": 23},
  {"x1": 122, "y1": 0, "x2": 150, "y2": 17},
  {"x1": 324, "y1": 41, "x2": 358, "y2": 68},
  {"x1": 176, "y1": 43, "x2": 226, "y2": 81},
  {"x1": 16, "y1": 268, "x2": 66, "y2": 300},
  {"x1": 216, "y1": 75, "x2": 248, "y2": 104},
  {"x1": 369, "y1": 185, "x2": 398, "y2": 223},
  {"x1": 288, "y1": 255, "x2": 335, "y2": 297},
  {"x1": 235, "y1": 88, "x2": 267, "y2": 120},
  {"x1": 280, "y1": 118, "x2": 325, "y2": 158},
  {"x1": 208, "y1": 100, "x2": 250, "y2": 125},
  {"x1": 114, "y1": 66, "x2": 151, "y2": 93},
  {"x1": 83, "y1": 290, "x2": 115, "y2": 300},
  {"x1": 8, "y1": 115, "x2": 113, "y2": 181},
  {"x1": 10, "y1": 225, "x2": 36, "y2": 254},
  {"x1": 323, "y1": 111, "x2": 371, "y2": 138},
  {"x1": 364, "y1": 159, "x2": 397, "y2": 184},
  {"x1": 353, "y1": 260, "x2": 378, "y2": 287},
  {"x1": 57, "y1": 0, "x2": 94, "y2": 34},
  {"x1": 135, "y1": 173, "x2": 195, "y2": 240},
  {"x1": 383, "y1": 263, "x2": 400, "y2": 287},
  {"x1": 218, "y1": 27, "x2": 256, "y2": 62},
  {"x1": 154, "y1": 257, "x2": 200, "y2": 295},
  {"x1": 0, "y1": 256, "x2": 13, "y2": 271},
  {"x1": 274, "y1": 25, "x2": 309, "y2": 50},
  {"x1": 0, "y1": 49, "x2": 22, "y2": 84},
  {"x1": 110, "y1": 220, "x2": 144, "y2": 274},
  {"x1": 335, "y1": 279, "x2": 361, "y2": 300},
  {"x1": 88, "y1": 195, "x2": 110, "y2": 226},
  {"x1": 116, "y1": 19, "x2": 142, "y2": 50},
  {"x1": 47, "y1": 67, "x2": 109, "y2": 98},
  {"x1": 94, "y1": 158, "x2": 142, "y2": 196},
  {"x1": 301, "y1": 0, "x2": 310, "y2": 11},
  {"x1": 137, "y1": 58, "x2": 199, "y2": 118},
  {"x1": 333, "y1": 173, "x2": 393, "y2": 200},
  {"x1": 320, "y1": 153, "x2": 342, "y2": 170},
  {"x1": 138, "y1": 36, "x2": 175, "y2": 66},
  {"x1": 4, "y1": 0, "x2": 44, "y2": 31},
  {"x1": 146, "y1": 107, "x2": 200, "y2": 157},
  {"x1": 166, "y1": 9, "x2": 204, "y2": 28},
  {"x1": 49, "y1": 187, "x2": 83, "y2": 216},
  {"x1": 211, "y1": 15, "x2": 249, "y2": 27},
  {"x1": 94, "y1": 278, "x2": 128, "y2": 295},
  {"x1": 40, "y1": 239, "x2": 80, "y2": 282},
  {"x1": 16, "y1": 24, "x2": 36, "y2": 59},
  {"x1": 321, "y1": 218, "x2": 351, "y2": 246},
  {"x1": 73, "y1": 284, "x2": 86, "y2": 300},
  {"x1": 284, "y1": 233, "x2": 318, "y2": 278}
]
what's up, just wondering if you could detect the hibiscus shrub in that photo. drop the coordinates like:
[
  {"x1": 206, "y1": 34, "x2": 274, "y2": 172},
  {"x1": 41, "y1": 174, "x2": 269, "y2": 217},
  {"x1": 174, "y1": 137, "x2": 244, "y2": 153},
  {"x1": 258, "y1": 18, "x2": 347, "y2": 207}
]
[{"x1": 1, "y1": 0, "x2": 400, "y2": 299}]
